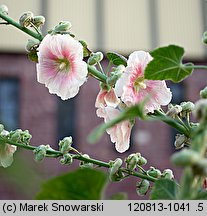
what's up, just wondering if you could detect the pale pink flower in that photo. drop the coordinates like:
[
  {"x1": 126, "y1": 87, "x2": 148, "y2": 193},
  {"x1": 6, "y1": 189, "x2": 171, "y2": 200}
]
[
  {"x1": 37, "y1": 34, "x2": 88, "y2": 100},
  {"x1": 0, "y1": 130, "x2": 17, "y2": 168},
  {"x1": 95, "y1": 88, "x2": 120, "y2": 108},
  {"x1": 115, "y1": 51, "x2": 172, "y2": 113},
  {"x1": 97, "y1": 106, "x2": 133, "y2": 153}
]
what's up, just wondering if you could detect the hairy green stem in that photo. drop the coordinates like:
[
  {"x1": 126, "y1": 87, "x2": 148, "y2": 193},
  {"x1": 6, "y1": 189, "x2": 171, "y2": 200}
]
[
  {"x1": 0, "y1": 136, "x2": 156, "y2": 182},
  {"x1": 0, "y1": 11, "x2": 43, "y2": 41},
  {"x1": 87, "y1": 65, "x2": 107, "y2": 83},
  {"x1": 148, "y1": 110, "x2": 191, "y2": 137},
  {"x1": 185, "y1": 64, "x2": 207, "y2": 70}
]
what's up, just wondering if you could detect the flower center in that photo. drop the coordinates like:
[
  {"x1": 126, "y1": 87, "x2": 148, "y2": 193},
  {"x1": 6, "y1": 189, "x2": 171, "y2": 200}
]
[
  {"x1": 57, "y1": 58, "x2": 70, "y2": 73},
  {"x1": 133, "y1": 77, "x2": 146, "y2": 92}
]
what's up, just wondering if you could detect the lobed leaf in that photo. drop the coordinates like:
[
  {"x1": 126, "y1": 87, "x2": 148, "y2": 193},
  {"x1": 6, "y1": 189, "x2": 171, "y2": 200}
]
[
  {"x1": 144, "y1": 45, "x2": 193, "y2": 82},
  {"x1": 35, "y1": 168, "x2": 108, "y2": 200},
  {"x1": 107, "y1": 52, "x2": 127, "y2": 66}
]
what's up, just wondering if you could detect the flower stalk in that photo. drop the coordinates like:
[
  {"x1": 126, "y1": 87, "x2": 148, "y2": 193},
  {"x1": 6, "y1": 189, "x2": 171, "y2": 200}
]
[{"x1": 0, "y1": 11, "x2": 43, "y2": 41}]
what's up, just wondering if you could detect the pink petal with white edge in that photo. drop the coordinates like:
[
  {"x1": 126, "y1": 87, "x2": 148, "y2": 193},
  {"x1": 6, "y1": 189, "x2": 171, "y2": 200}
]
[
  {"x1": 36, "y1": 34, "x2": 88, "y2": 100},
  {"x1": 95, "y1": 89, "x2": 120, "y2": 108},
  {"x1": 96, "y1": 106, "x2": 133, "y2": 153}
]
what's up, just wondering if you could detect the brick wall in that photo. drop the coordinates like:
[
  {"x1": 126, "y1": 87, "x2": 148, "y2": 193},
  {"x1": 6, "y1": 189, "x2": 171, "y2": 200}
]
[{"x1": 0, "y1": 53, "x2": 206, "y2": 199}]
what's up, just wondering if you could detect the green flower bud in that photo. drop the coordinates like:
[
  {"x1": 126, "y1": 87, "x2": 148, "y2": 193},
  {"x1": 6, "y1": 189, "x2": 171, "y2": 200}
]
[
  {"x1": 202, "y1": 31, "x2": 207, "y2": 44},
  {"x1": 59, "y1": 136, "x2": 72, "y2": 154},
  {"x1": 138, "y1": 156, "x2": 147, "y2": 166},
  {"x1": 26, "y1": 39, "x2": 40, "y2": 52},
  {"x1": 136, "y1": 180, "x2": 150, "y2": 196},
  {"x1": 79, "y1": 40, "x2": 91, "y2": 57},
  {"x1": 180, "y1": 101, "x2": 195, "y2": 113},
  {"x1": 162, "y1": 169, "x2": 174, "y2": 179},
  {"x1": 21, "y1": 130, "x2": 32, "y2": 145},
  {"x1": 33, "y1": 15, "x2": 45, "y2": 28},
  {"x1": 54, "y1": 21, "x2": 72, "y2": 33},
  {"x1": 19, "y1": 11, "x2": 34, "y2": 27},
  {"x1": 174, "y1": 134, "x2": 186, "y2": 149},
  {"x1": 60, "y1": 153, "x2": 73, "y2": 165},
  {"x1": 33, "y1": 145, "x2": 50, "y2": 162},
  {"x1": 193, "y1": 159, "x2": 207, "y2": 176},
  {"x1": 0, "y1": 5, "x2": 8, "y2": 14},
  {"x1": 200, "y1": 86, "x2": 207, "y2": 99},
  {"x1": 125, "y1": 153, "x2": 139, "y2": 170},
  {"x1": 171, "y1": 149, "x2": 200, "y2": 167},
  {"x1": 87, "y1": 52, "x2": 103, "y2": 65},
  {"x1": 106, "y1": 65, "x2": 125, "y2": 86},
  {"x1": 194, "y1": 99, "x2": 207, "y2": 120},
  {"x1": 0, "y1": 124, "x2": 4, "y2": 134},
  {"x1": 109, "y1": 158, "x2": 123, "y2": 182},
  {"x1": 147, "y1": 166, "x2": 161, "y2": 178},
  {"x1": 79, "y1": 154, "x2": 93, "y2": 168},
  {"x1": 166, "y1": 105, "x2": 182, "y2": 118}
]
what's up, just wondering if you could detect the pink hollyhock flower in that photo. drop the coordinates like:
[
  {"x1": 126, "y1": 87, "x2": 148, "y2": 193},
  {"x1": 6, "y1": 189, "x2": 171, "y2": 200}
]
[
  {"x1": 95, "y1": 88, "x2": 120, "y2": 108},
  {"x1": 97, "y1": 106, "x2": 133, "y2": 153},
  {"x1": 0, "y1": 130, "x2": 17, "y2": 168},
  {"x1": 37, "y1": 34, "x2": 88, "y2": 100},
  {"x1": 115, "y1": 51, "x2": 172, "y2": 113}
]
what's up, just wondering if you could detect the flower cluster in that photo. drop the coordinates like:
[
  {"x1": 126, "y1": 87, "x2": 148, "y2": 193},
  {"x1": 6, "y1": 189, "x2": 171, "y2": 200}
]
[
  {"x1": 95, "y1": 51, "x2": 172, "y2": 152},
  {"x1": 35, "y1": 30, "x2": 172, "y2": 153}
]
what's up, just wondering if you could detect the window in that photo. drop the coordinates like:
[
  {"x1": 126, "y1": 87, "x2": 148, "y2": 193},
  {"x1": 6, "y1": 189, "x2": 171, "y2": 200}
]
[
  {"x1": 0, "y1": 79, "x2": 19, "y2": 130},
  {"x1": 57, "y1": 97, "x2": 76, "y2": 143}
]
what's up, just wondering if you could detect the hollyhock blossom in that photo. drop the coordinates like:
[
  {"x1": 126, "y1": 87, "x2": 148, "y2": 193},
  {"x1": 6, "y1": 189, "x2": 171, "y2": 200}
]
[
  {"x1": 37, "y1": 34, "x2": 88, "y2": 100},
  {"x1": 0, "y1": 130, "x2": 17, "y2": 168},
  {"x1": 95, "y1": 88, "x2": 120, "y2": 108},
  {"x1": 115, "y1": 51, "x2": 172, "y2": 113},
  {"x1": 96, "y1": 106, "x2": 133, "y2": 153},
  {"x1": 95, "y1": 88, "x2": 133, "y2": 153}
]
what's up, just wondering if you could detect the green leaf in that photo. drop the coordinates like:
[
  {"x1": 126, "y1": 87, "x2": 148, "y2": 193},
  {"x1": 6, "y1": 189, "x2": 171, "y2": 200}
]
[
  {"x1": 144, "y1": 45, "x2": 193, "y2": 82},
  {"x1": 88, "y1": 103, "x2": 144, "y2": 144},
  {"x1": 150, "y1": 179, "x2": 179, "y2": 200},
  {"x1": 107, "y1": 52, "x2": 127, "y2": 66},
  {"x1": 194, "y1": 192, "x2": 207, "y2": 200},
  {"x1": 35, "y1": 168, "x2": 108, "y2": 200}
]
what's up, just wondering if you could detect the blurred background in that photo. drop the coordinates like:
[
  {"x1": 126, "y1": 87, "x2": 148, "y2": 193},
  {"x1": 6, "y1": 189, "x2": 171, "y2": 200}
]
[{"x1": 0, "y1": 0, "x2": 207, "y2": 199}]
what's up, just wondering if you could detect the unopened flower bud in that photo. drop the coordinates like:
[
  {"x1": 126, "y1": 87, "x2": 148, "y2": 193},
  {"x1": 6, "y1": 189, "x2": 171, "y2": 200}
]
[
  {"x1": 166, "y1": 105, "x2": 182, "y2": 117},
  {"x1": 34, "y1": 145, "x2": 50, "y2": 162},
  {"x1": 60, "y1": 153, "x2": 73, "y2": 165},
  {"x1": 194, "y1": 159, "x2": 207, "y2": 176},
  {"x1": 106, "y1": 65, "x2": 126, "y2": 86},
  {"x1": 171, "y1": 149, "x2": 200, "y2": 167},
  {"x1": 0, "y1": 5, "x2": 8, "y2": 14},
  {"x1": 54, "y1": 21, "x2": 72, "y2": 33},
  {"x1": 180, "y1": 101, "x2": 195, "y2": 113},
  {"x1": 200, "y1": 86, "x2": 207, "y2": 99},
  {"x1": 162, "y1": 169, "x2": 174, "y2": 179},
  {"x1": 21, "y1": 130, "x2": 32, "y2": 145},
  {"x1": 19, "y1": 11, "x2": 34, "y2": 27},
  {"x1": 194, "y1": 99, "x2": 207, "y2": 120},
  {"x1": 136, "y1": 180, "x2": 150, "y2": 196},
  {"x1": 138, "y1": 156, "x2": 147, "y2": 166},
  {"x1": 33, "y1": 15, "x2": 45, "y2": 28},
  {"x1": 26, "y1": 39, "x2": 40, "y2": 52},
  {"x1": 125, "y1": 153, "x2": 139, "y2": 170},
  {"x1": 109, "y1": 158, "x2": 123, "y2": 181},
  {"x1": 174, "y1": 134, "x2": 186, "y2": 149},
  {"x1": 147, "y1": 166, "x2": 161, "y2": 178},
  {"x1": 87, "y1": 52, "x2": 103, "y2": 65},
  {"x1": 79, "y1": 154, "x2": 93, "y2": 168},
  {"x1": 79, "y1": 40, "x2": 91, "y2": 57},
  {"x1": 59, "y1": 136, "x2": 72, "y2": 154}
]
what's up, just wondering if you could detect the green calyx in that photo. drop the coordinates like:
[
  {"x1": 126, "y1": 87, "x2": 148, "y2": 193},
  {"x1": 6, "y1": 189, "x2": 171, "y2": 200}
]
[{"x1": 57, "y1": 58, "x2": 71, "y2": 73}]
